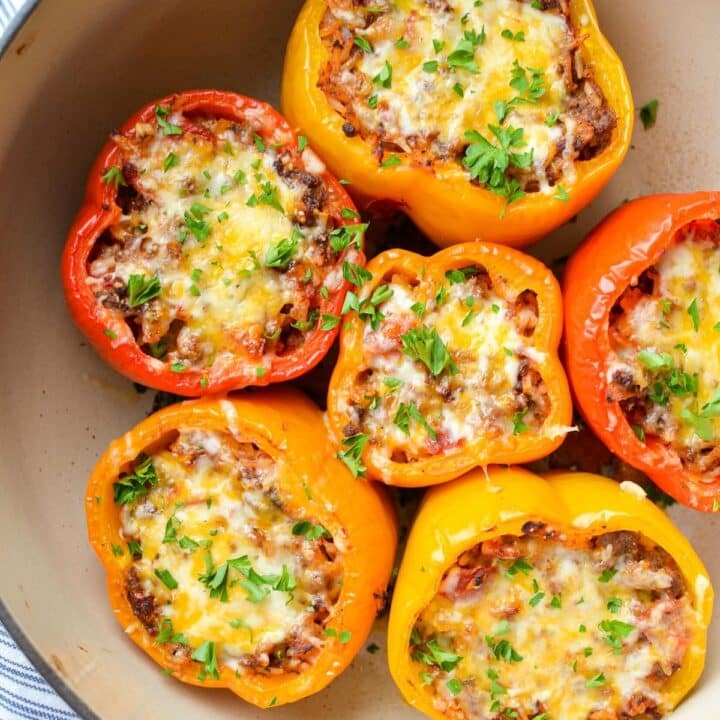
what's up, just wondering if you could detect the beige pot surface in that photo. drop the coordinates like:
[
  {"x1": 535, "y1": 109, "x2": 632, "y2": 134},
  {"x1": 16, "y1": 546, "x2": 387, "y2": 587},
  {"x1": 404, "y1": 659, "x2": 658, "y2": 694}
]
[{"x1": 0, "y1": 0, "x2": 718, "y2": 718}]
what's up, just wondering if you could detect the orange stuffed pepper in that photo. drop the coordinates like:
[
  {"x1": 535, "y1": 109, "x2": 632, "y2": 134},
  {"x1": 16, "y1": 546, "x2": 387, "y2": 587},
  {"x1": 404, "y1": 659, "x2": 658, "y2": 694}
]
[
  {"x1": 86, "y1": 389, "x2": 397, "y2": 708},
  {"x1": 388, "y1": 467, "x2": 713, "y2": 720},
  {"x1": 282, "y1": 0, "x2": 632, "y2": 247},
  {"x1": 328, "y1": 242, "x2": 571, "y2": 486},
  {"x1": 565, "y1": 193, "x2": 720, "y2": 511}
]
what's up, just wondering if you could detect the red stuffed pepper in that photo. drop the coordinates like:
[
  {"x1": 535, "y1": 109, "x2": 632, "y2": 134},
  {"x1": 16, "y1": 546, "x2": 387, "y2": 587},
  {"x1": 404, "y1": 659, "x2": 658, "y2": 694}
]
[
  {"x1": 565, "y1": 193, "x2": 720, "y2": 511},
  {"x1": 62, "y1": 90, "x2": 365, "y2": 396}
]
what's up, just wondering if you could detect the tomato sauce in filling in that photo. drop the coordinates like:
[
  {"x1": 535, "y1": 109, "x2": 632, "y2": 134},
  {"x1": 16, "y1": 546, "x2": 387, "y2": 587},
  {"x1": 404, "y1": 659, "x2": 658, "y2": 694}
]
[
  {"x1": 318, "y1": 0, "x2": 616, "y2": 199},
  {"x1": 88, "y1": 109, "x2": 361, "y2": 373},
  {"x1": 117, "y1": 428, "x2": 343, "y2": 677},
  {"x1": 412, "y1": 528, "x2": 694, "y2": 720},
  {"x1": 339, "y1": 264, "x2": 550, "y2": 466},
  {"x1": 608, "y1": 219, "x2": 720, "y2": 476}
]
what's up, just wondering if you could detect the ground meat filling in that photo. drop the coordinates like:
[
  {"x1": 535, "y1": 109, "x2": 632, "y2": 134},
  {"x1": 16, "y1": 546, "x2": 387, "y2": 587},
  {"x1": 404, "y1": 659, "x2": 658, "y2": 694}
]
[
  {"x1": 412, "y1": 529, "x2": 695, "y2": 720},
  {"x1": 318, "y1": 0, "x2": 616, "y2": 194},
  {"x1": 88, "y1": 108, "x2": 355, "y2": 373},
  {"x1": 608, "y1": 220, "x2": 720, "y2": 476},
  {"x1": 117, "y1": 428, "x2": 343, "y2": 677},
  {"x1": 341, "y1": 264, "x2": 550, "y2": 466}
]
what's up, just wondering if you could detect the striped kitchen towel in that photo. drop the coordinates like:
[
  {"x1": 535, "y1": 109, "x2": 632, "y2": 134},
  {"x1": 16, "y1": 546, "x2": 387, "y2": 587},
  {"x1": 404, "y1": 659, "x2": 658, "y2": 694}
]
[
  {"x1": 0, "y1": 625, "x2": 78, "y2": 720},
  {"x1": 0, "y1": 0, "x2": 25, "y2": 29},
  {"x1": 0, "y1": 4, "x2": 80, "y2": 717}
]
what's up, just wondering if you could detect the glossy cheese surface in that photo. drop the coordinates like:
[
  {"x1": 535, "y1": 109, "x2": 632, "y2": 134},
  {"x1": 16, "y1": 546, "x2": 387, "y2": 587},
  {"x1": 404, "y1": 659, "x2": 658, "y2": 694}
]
[
  {"x1": 88, "y1": 114, "x2": 353, "y2": 374},
  {"x1": 413, "y1": 532, "x2": 696, "y2": 719},
  {"x1": 336, "y1": 265, "x2": 553, "y2": 469},
  {"x1": 120, "y1": 428, "x2": 343, "y2": 674},
  {"x1": 321, "y1": 0, "x2": 587, "y2": 192},
  {"x1": 609, "y1": 222, "x2": 720, "y2": 453}
]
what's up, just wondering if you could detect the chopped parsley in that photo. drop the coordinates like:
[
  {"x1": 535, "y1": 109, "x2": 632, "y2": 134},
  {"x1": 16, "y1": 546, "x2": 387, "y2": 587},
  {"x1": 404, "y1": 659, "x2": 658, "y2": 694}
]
[
  {"x1": 154, "y1": 568, "x2": 178, "y2": 590},
  {"x1": 354, "y1": 36, "x2": 373, "y2": 53},
  {"x1": 394, "y1": 401, "x2": 437, "y2": 440},
  {"x1": 446, "y1": 265, "x2": 481, "y2": 284},
  {"x1": 325, "y1": 628, "x2": 352, "y2": 644},
  {"x1": 163, "y1": 152, "x2": 179, "y2": 172},
  {"x1": 183, "y1": 202, "x2": 212, "y2": 242},
  {"x1": 246, "y1": 182, "x2": 284, "y2": 214},
  {"x1": 687, "y1": 298, "x2": 700, "y2": 331},
  {"x1": 329, "y1": 223, "x2": 368, "y2": 252},
  {"x1": 155, "y1": 105, "x2": 182, "y2": 136},
  {"x1": 463, "y1": 125, "x2": 533, "y2": 205},
  {"x1": 373, "y1": 61, "x2": 393, "y2": 89},
  {"x1": 506, "y1": 557, "x2": 532, "y2": 577},
  {"x1": 512, "y1": 408, "x2": 530, "y2": 435},
  {"x1": 412, "y1": 637, "x2": 462, "y2": 672},
  {"x1": 192, "y1": 640, "x2": 220, "y2": 680},
  {"x1": 342, "y1": 261, "x2": 373, "y2": 286},
  {"x1": 265, "y1": 235, "x2": 299, "y2": 269},
  {"x1": 485, "y1": 636, "x2": 523, "y2": 663},
  {"x1": 113, "y1": 455, "x2": 158, "y2": 505},
  {"x1": 640, "y1": 99, "x2": 659, "y2": 130},
  {"x1": 399, "y1": 326, "x2": 456, "y2": 376},
  {"x1": 501, "y1": 28, "x2": 525, "y2": 42},
  {"x1": 337, "y1": 433, "x2": 369, "y2": 478},
  {"x1": 127, "y1": 274, "x2": 161, "y2": 307},
  {"x1": 321, "y1": 313, "x2": 341, "y2": 330},
  {"x1": 599, "y1": 619, "x2": 634, "y2": 653},
  {"x1": 156, "y1": 618, "x2": 188, "y2": 645},
  {"x1": 101, "y1": 166, "x2": 127, "y2": 186},
  {"x1": 383, "y1": 376, "x2": 404, "y2": 391},
  {"x1": 447, "y1": 29, "x2": 485, "y2": 73},
  {"x1": 381, "y1": 154, "x2": 402, "y2": 167},
  {"x1": 292, "y1": 521, "x2": 331, "y2": 541}
]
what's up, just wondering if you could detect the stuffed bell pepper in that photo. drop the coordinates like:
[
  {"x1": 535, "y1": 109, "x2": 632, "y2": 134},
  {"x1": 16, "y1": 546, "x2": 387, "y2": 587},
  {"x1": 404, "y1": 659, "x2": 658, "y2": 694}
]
[
  {"x1": 388, "y1": 467, "x2": 713, "y2": 720},
  {"x1": 282, "y1": 0, "x2": 633, "y2": 247},
  {"x1": 63, "y1": 90, "x2": 365, "y2": 396},
  {"x1": 327, "y1": 243, "x2": 572, "y2": 486},
  {"x1": 86, "y1": 389, "x2": 397, "y2": 708},
  {"x1": 565, "y1": 193, "x2": 720, "y2": 511}
]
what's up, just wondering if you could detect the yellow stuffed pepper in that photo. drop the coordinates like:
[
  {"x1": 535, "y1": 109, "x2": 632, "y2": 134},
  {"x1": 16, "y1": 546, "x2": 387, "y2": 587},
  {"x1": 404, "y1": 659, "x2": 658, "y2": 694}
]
[
  {"x1": 282, "y1": 0, "x2": 633, "y2": 248},
  {"x1": 388, "y1": 467, "x2": 712, "y2": 719}
]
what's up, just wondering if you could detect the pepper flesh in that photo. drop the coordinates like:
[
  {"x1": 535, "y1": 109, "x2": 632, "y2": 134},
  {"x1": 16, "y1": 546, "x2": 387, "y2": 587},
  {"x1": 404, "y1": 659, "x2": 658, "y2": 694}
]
[
  {"x1": 388, "y1": 466, "x2": 713, "y2": 720},
  {"x1": 63, "y1": 90, "x2": 364, "y2": 396},
  {"x1": 327, "y1": 242, "x2": 571, "y2": 486},
  {"x1": 86, "y1": 388, "x2": 397, "y2": 708},
  {"x1": 281, "y1": 0, "x2": 633, "y2": 248},
  {"x1": 564, "y1": 192, "x2": 720, "y2": 511}
]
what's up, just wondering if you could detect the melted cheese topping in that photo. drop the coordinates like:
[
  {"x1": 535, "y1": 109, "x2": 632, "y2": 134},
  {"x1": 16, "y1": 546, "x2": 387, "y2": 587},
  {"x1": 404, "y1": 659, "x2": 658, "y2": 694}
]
[
  {"x1": 414, "y1": 533, "x2": 695, "y2": 720},
  {"x1": 610, "y1": 222, "x2": 720, "y2": 453},
  {"x1": 340, "y1": 267, "x2": 549, "y2": 466},
  {"x1": 120, "y1": 429, "x2": 342, "y2": 673},
  {"x1": 89, "y1": 115, "x2": 352, "y2": 374},
  {"x1": 321, "y1": 0, "x2": 584, "y2": 191}
]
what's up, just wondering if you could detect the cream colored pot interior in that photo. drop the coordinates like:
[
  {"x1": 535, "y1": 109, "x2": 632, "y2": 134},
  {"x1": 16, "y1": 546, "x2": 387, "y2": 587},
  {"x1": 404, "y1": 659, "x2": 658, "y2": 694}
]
[{"x1": 0, "y1": 0, "x2": 718, "y2": 718}]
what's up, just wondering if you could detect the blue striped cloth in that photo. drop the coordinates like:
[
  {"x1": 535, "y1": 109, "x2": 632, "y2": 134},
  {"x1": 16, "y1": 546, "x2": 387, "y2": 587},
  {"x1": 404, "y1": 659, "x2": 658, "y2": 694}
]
[
  {"x1": 0, "y1": 626, "x2": 77, "y2": 720},
  {"x1": 0, "y1": 0, "x2": 24, "y2": 28},
  {"x1": 0, "y1": 4, "x2": 79, "y2": 718}
]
